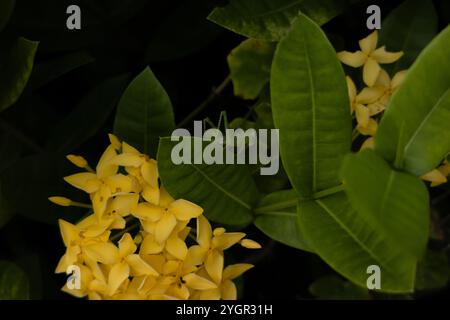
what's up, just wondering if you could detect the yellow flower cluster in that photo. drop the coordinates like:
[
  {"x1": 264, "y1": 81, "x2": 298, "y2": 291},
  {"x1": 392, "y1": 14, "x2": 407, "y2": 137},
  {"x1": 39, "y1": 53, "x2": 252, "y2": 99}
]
[
  {"x1": 338, "y1": 31, "x2": 449, "y2": 187},
  {"x1": 49, "y1": 135, "x2": 261, "y2": 300},
  {"x1": 337, "y1": 31, "x2": 406, "y2": 147}
]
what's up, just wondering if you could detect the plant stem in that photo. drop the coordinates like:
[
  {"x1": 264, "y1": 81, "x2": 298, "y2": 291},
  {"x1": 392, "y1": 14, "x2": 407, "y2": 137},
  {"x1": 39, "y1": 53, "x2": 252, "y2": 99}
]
[
  {"x1": 0, "y1": 118, "x2": 42, "y2": 153},
  {"x1": 177, "y1": 75, "x2": 231, "y2": 128}
]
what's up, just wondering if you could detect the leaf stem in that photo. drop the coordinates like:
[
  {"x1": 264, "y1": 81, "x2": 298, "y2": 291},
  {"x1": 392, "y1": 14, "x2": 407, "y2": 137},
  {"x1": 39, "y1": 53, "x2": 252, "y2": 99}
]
[{"x1": 177, "y1": 75, "x2": 231, "y2": 128}]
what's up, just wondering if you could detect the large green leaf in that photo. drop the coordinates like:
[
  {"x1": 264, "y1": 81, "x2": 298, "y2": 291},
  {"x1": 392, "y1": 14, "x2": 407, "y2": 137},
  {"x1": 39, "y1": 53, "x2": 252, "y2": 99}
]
[
  {"x1": 379, "y1": 0, "x2": 437, "y2": 74},
  {"x1": 228, "y1": 39, "x2": 276, "y2": 100},
  {"x1": 114, "y1": 67, "x2": 175, "y2": 157},
  {"x1": 157, "y1": 137, "x2": 259, "y2": 226},
  {"x1": 208, "y1": 0, "x2": 360, "y2": 41},
  {"x1": 376, "y1": 25, "x2": 450, "y2": 175},
  {"x1": 341, "y1": 150, "x2": 429, "y2": 259},
  {"x1": 46, "y1": 74, "x2": 131, "y2": 153},
  {"x1": 0, "y1": 261, "x2": 29, "y2": 300},
  {"x1": 254, "y1": 189, "x2": 312, "y2": 251},
  {"x1": 298, "y1": 192, "x2": 418, "y2": 292},
  {"x1": 271, "y1": 14, "x2": 351, "y2": 197},
  {"x1": 0, "y1": 0, "x2": 14, "y2": 31},
  {"x1": 0, "y1": 38, "x2": 38, "y2": 112}
]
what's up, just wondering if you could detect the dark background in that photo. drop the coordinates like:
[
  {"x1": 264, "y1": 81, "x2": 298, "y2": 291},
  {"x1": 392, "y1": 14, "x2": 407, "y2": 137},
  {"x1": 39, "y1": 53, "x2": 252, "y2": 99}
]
[{"x1": 0, "y1": 0, "x2": 449, "y2": 299}]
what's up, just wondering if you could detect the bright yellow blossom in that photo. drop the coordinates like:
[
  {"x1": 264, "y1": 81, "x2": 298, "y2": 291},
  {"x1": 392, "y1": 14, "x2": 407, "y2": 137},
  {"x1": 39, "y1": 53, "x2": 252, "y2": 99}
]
[
  {"x1": 338, "y1": 31, "x2": 403, "y2": 86},
  {"x1": 51, "y1": 134, "x2": 261, "y2": 300}
]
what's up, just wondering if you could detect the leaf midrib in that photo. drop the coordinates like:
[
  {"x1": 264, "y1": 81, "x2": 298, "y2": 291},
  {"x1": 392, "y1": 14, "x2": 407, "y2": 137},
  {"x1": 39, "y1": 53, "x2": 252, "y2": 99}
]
[{"x1": 189, "y1": 163, "x2": 252, "y2": 210}]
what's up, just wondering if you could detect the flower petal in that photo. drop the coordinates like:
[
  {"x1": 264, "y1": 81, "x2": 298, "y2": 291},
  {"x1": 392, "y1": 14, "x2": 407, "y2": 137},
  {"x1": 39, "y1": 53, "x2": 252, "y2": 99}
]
[
  {"x1": 356, "y1": 87, "x2": 384, "y2": 104},
  {"x1": 168, "y1": 199, "x2": 203, "y2": 221},
  {"x1": 142, "y1": 185, "x2": 160, "y2": 205},
  {"x1": 359, "y1": 31, "x2": 378, "y2": 55},
  {"x1": 64, "y1": 172, "x2": 100, "y2": 193},
  {"x1": 212, "y1": 233, "x2": 246, "y2": 250},
  {"x1": 223, "y1": 263, "x2": 254, "y2": 280},
  {"x1": 337, "y1": 51, "x2": 366, "y2": 68},
  {"x1": 240, "y1": 239, "x2": 262, "y2": 249},
  {"x1": 363, "y1": 58, "x2": 381, "y2": 87},
  {"x1": 118, "y1": 233, "x2": 137, "y2": 258},
  {"x1": 357, "y1": 118, "x2": 378, "y2": 136},
  {"x1": 140, "y1": 234, "x2": 164, "y2": 255},
  {"x1": 165, "y1": 236, "x2": 188, "y2": 260},
  {"x1": 84, "y1": 242, "x2": 120, "y2": 265},
  {"x1": 141, "y1": 159, "x2": 159, "y2": 188},
  {"x1": 108, "y1": 194, "x2": 139, "y2": 216},
  {"x1": 155, "y1": 212, "x2": 177, "y2": 243},
  {"x1": 360, "y1": 137, "x2": 375, "y2": 150},
  {"x1": 104, "y1": 174, "x2": 134, "y2": 194},
  {"x1": 125, "y1": 254, "x2": 159, "y2": 277},
  {"x1": 159, "y1": 186, "x2": 175, "y2": 207},
  {"x1": 182, "y1": 273, "x2": 217, "y2": 290},
  {"x1": 110, "y1": 153, "x2": 143, "y2": 167},
  {"x1": 199, "y1": 288, "x2": 221, "y2": 300},
  {"x1": 355, "y1": 104, "x2": 370, "y2": 128},
  {"x1": 131, "y1": 203, "x2": 165, "y2": 222},
  {"x1": 371, "y1": 46, "x2": 403, "y2": 64},
  {"x1": 107, "y1": 261, "x2": 130, "y2": 296},
  {"x1": 205, "y1": 250, "x2": 224, "y2": 285},
  {"x1": 391, "y1": 70, "x2": 408, "y2": 91},
  {"x1": 96, "y1": 145, "x2": 119, "y2": 179},
  {"x1": 197, "y1": 215, "x2": 212, "y2": 249},
  {"x1": 59, "y1": 219, "x2": 80, "y2": 247},
  {"x1": 221, "y1": 280, "x2": 237, "y2": 300}
]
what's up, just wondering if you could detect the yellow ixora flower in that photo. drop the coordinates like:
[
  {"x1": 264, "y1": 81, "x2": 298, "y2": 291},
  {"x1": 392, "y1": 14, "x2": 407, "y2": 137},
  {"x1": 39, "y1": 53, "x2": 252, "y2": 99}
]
[
  {"x1": 421, "y1": 160, "x2": 450, "y2": 187},
  {"x1": 50, "y1": 134, "x2": 261, "y2": 300},
  {"x1": 338, "y1": 31, "x2": 403, "y2": 87}
]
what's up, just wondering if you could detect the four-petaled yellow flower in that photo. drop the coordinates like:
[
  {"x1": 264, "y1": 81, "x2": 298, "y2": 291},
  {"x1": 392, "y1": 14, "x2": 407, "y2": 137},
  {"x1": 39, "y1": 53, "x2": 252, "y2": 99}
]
[{"x1": 338, "y1": 31, "x2": 403, "y2": 86}]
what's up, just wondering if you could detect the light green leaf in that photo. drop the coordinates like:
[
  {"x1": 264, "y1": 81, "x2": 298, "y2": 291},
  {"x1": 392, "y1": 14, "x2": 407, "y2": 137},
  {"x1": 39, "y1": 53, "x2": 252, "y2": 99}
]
[
  {"x1": 0, "y1": 0, "x2": 14, "y2": 32},
  {"x1": 157, "y1": 137, "x2": 259, "y2": 226},
  {"x1": 271, "y1": 14, "x2": 351, "y2": 197},
  {"x1": 227, "y1": 39, "x2": 276, "y2": 100},
  {"x1": 114, "y1": 67, "x2": 175, "y2": 156},
  {"x1": 341, "y1": 150, "x2": 429, "y2": 259},
  {"x1": 46, "y1": 74, "x2": 131, "y2": 153},
  {"x1": 379, "y1": 0, "x2": 437, "y2": 73},
  {"x1": 415, "y1": 250, "x2": 449, "y2": 291},
  {"x1": 376, "y1": 25, "x2": 450, "y2": 175},
  {"x1": 254, "y1": 189, "x2": 312, "y2": 251},
  {"x1": 0, "y1": 37, "x2": 38, "y2": 112},
  {"x1": 0, "y1": 261, "x2": 29, "y2": 300},
  {"x1": 309, "y1": 275, "x2": 370, "y2": 300},
  {"x1": 208, "y1": 0, "x2": 360, "y2": 41},
  {"x1": 298, "y1": 192, "x2": 418, "y2": 293}
]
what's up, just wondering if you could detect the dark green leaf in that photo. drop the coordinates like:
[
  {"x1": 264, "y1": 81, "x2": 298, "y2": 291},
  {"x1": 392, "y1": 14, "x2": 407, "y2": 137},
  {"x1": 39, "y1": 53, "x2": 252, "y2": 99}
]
[
  {"x1": 157, "y1": 137, "x2": 259, "y2": 226},
  {"x1": 341, "y1": 150, "x2": 429, "y2": 259},
  {"x1": 254, "y1": 189, "x2": 312, "y2": 251},
  {"x1": 0, "y1": 261, "x2": 29, "y2": 300},
  {"x1": 298, "y1": 192, "x2": 418, "y2": 292},
  {"x1": 271, "y1": 14, "x2": 351, "y2": 197},
  {"x1": 46, "y1": 74, "x2": 131, "y2": 153},
  {"x1": 415, "y1": 250, "x2": 449, "y2": 291},
  {"x1": 208, "y1": 0, "x2": 360, "y2": 41},
  {"x1": 309, "y1": 275, "x2": 370, "y2": 299},
  {"x1": 376, "y1": 25, "x2": 450, "y2": 175},
  {"x1": 0, "y1": 38, "x2": 38, "y2": 112},
  {"x1": 227, "y1": 39, "x2": 276, "y2": 100},
  {"x1": 379, "y1": 0, "x2": 437, "y2": 73},
  {"x1": 0, "y1": 0, "x2": 14, "y2": 32},
  {"x1": 114, "y1": 67, "x2": 175, "y2": 156}
]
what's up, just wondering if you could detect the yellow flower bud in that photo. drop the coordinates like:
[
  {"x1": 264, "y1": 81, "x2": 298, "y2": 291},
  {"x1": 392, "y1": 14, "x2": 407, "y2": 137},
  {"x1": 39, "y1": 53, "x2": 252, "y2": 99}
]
[
  {"x1": 66, "y1": 155, "x2": 88, "y2": 168},
  {"x1": 240, "y1": 239, "x2": 262, "y2": 249},
  {"x1": 49, "y1": 196, "x2": 72, "y2": 207}
]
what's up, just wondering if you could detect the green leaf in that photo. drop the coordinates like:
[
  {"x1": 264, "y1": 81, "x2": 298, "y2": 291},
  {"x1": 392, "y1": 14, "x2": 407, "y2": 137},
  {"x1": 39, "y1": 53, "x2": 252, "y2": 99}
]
[
  {"x1": 0, "y1": 180, "x2": 13, "y2": 229},
  {"x1": 25, "y1": 51, "x2": 94, "y2": 93},
  {"x1": 0, "y1": 152, "x2": 84, "y2": 225},
  {"x1": 0, "y1": 38, "x2": 38, "y2": 112},
  {"x1": 298, "y1": 192, "x2": 418, "y2": 293},
  {"x1": 341, "y1": 150, "x2": 429, "y2": 259},
  {"x1": 379, "y1": 0, "x2": 437, "y2": 73},
  {"x1": 271, "y1": 14, "x2": 351, "y2": 197},
  {"x1": 254, "y1": 189, "x2": 312, "y2": 251},
  {"x1": 376, "y1": 25, "x2": 450, "y2": 175},
  {"x1": 309, "y1": 275, "x2": 370, "y2": 299},
  {"x1": 415, "y1": 250, "x2": 449, "y2": 291},
  {"x1": 208, "y1": 0, "x2": 360, "y2": 41},
  {"x1": 46, "y1": 74, "x2": 131, "y2": 153},
  {"x1": 157, "y1": 137, "x2": 259, "y2": 226},
  {"x1": 114, "y1": 67, "x2": 175, "y2": 157},
  {"x1": 0, "y1": 261, "x2": 29, "y2": 300},
  {"x1": 227, "y1": 39, "x2": 276, "y2": 100},
  {"x1": 0, "y1": 0, "x2": 14, "y2": 32}
]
